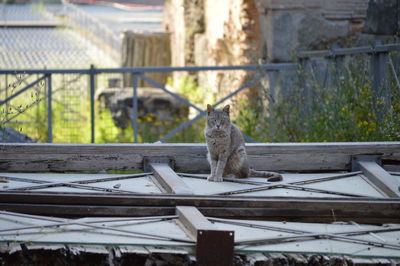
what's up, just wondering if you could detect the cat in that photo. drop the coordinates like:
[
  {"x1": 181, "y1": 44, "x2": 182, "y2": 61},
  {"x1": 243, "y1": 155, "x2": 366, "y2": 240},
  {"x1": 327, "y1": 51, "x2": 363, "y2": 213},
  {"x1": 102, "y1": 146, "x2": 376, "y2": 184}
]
[{"x1": 205, "y1": 104, "x2": 282, "y2": 182}]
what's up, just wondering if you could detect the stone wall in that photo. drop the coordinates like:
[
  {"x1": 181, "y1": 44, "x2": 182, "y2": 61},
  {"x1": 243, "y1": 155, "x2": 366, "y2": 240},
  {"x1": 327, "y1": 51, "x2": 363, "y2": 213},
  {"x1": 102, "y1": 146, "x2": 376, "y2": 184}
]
[
  {"x1": 164, "y1": 0, "x2": 260, "y2": 102},
  {"x1": 257, "y1": 0, "x2": 372, "y2": 62},
  {"x1": 164, "y1": 0, "x2": 378, "y2": 66},
  {"x1": 163, "y1": 0, "x2": 383, "y2": 107}
]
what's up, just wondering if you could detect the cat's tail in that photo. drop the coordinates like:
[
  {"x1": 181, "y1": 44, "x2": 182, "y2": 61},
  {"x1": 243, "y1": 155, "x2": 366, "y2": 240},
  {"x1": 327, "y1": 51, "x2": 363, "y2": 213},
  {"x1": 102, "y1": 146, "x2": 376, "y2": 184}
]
[{"x1": 249, "y1": 169, "x2": 283, "y2": 182}]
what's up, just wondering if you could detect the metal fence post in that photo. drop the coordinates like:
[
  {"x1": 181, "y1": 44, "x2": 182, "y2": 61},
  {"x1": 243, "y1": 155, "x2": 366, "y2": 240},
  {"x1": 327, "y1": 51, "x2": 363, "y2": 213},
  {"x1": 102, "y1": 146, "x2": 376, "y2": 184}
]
[
  {"x1": 131, "y1": 73, "x2": 139, "y2": 143},
  {"x1": 89, "y1": 65, "x2": 96, "y2": 143},
  {"x1": 331, "y1": 44, "x2": 345, "y2": 82},
  {"x1": 298, "y1": 57, "x2": 311, "y2": 119},
  {"x1": 371, "y1": 40, "x2": 390, "y2": 113},
  {"x1": 267, "y1": 71, "x2": 277, "y2": 140},
  {"x1": 47, "y1": 74, "x2": 53, "y2": 143},
  {"x1": 5, "y1": 74, "x2": 9, "y2": 122}
]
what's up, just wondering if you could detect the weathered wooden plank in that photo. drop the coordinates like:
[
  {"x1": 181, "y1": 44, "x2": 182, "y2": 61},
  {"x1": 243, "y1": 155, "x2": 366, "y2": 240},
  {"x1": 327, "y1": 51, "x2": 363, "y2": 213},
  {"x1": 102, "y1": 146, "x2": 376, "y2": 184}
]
[
  {"x1": 0, "y1": 203, "x2": 398, "y2": 223},
  {"x1": 0, "y1": 143, "x2": 207, "y2": 173},
  {"x1": 176, "y1": 206, "x2": 216, "y2": 239},
  {"x1": 1, "y1": 142, "x2": 399, "y2": 173},
  {"x1": 0, "y1": 203, "x2": 175, "y2": 217},
  {"x1": 1, "y1": 192, "x2": 399, "y2": 222},
  {"x1": 1, "y1": 192, "x2": 399, "y2": 210},
  {"x1": 150, "y1": 163, "x2": 193, "y2": 194},
  {"x1": 353, "y1": 156, "x2": 400, "y2": 198}
]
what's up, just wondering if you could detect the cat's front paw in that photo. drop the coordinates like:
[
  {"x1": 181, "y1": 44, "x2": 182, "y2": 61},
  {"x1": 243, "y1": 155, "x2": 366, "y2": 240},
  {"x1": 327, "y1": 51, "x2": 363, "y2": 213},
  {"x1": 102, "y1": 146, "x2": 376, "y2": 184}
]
[
  {"x1": 207, "y1": 175, "x2": 223, "y2": 182},
  {"x1": 267, "y1": 173, "x2": 283, "y2": 182}
]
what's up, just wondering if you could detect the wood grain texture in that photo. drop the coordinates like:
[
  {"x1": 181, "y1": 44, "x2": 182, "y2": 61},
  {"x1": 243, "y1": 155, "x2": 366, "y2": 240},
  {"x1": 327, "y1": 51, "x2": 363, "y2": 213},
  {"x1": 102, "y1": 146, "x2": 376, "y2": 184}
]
[
  {"x1": 1, "y1": 192, "x2": 399, "y2": 219},
  {"x1": 1, "y1": 142, "x2": 399, "y2": 172},
  {"x1": 0, "y1": 202, "x2": 398, "y2": 223},
  {"x1": 176, "y1": 206, "x2": 216, "y2": 239},
  {"x1": 150, "y1": 163, "x2": 193, "y2": 194},
  {"x1": 356, "y1": 160, "x2": 400, "y2": 198}
]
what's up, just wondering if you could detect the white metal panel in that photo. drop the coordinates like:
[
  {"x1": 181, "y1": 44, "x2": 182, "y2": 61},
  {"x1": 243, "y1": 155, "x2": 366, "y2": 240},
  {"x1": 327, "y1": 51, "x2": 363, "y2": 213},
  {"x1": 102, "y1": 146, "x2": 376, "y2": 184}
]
[
  {"x1": 238, "y1": 188, "x2": 347, "y2": 197},
  {"x1": 0, "y1": 215, "x2": 193, "y2": 247},
  {"x1": 0, "y1": 171, "x2": 392, "y2": 198},
  {"x1": 181, "y1": 177, "x2": 258, "y2": 195},
  {"x1": 1, "y1": 212, "x2": 399, "y2": 258},
  {"x1": 237, "y1": 239, "x2": 400, "y2": 258},
  {"x1": 302, "y1": 175, "x2": 385, "y2": 198}
]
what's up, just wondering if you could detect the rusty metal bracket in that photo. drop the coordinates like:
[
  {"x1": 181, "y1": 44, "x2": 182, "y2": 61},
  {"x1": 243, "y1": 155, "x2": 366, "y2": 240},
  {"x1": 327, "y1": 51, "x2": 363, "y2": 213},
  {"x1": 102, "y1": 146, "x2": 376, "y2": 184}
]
[{"x1": 196, "y1": 229, "x2": 234, "y2": 266}]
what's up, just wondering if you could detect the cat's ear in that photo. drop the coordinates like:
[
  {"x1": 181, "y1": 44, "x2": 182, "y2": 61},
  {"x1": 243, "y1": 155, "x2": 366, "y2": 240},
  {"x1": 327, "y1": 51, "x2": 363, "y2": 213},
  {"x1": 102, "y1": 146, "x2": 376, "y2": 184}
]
[
  {"x1": 207, "y1": 104, "x2": 214, "y2": 115},
  {"x1": 223, "y1": 105, "x2": 230, "y2": 114}
]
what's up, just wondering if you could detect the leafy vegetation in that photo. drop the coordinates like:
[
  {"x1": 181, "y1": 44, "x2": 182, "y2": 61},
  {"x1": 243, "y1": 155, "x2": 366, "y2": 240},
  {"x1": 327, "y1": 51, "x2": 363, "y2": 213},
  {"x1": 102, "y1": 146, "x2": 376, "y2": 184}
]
[
  {"x1": 2, "y1": 55, "x2": 399, "y2": 143},
  {"x1": 233, "y1": 57, "x2": 400, "y2": 142}
]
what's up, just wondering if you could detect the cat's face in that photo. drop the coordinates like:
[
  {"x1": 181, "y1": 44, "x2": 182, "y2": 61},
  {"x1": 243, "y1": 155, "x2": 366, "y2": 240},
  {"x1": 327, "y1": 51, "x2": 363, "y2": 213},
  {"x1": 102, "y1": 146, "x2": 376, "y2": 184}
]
[{"x1": 206, "y1": 104, "x2": 230, "y2": 132}]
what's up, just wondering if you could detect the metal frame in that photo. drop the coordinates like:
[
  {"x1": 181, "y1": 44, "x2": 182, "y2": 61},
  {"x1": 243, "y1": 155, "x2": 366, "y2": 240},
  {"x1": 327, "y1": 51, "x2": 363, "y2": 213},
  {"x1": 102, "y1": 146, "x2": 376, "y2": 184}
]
[
  {"x1": 1, "y1": 154, "x2": 400, "y2": 264},
  {"x1": 298, "y1": 42, "x2": 400, "y2": 58},
  {"x1": 1, "y1": 188, "x2": 399, "y2": 223},
  {"x1": 0, "y1": 172, "x2": 151, "y2": 193},
  {"x1": 1, "y1": 208, "x2": 400, "y2": 261},
  {"x1": 0, "y1": 63, "x2": 295, "y2": 143},
  {"x1": 2, "y1": 42, "x2": 398, "y2": 144},
  {"x1": 0, "y1": 210, "x2": 191, "y2": 243},
  {"x1": 353, "y1": 155, "x2": 400, "y2": 198},
  {"x1": 1, "y1": 142, "x2": 399, "y2": 225},
  {"x1": 180, "y1": 171, "x2": 370, "y2": 197},
  {"x1": 298, "y1": 41, "x2": 400, "y2": 119},
  {"x1": 0, "y1": 159, "x2": 394, "y2": 198}
]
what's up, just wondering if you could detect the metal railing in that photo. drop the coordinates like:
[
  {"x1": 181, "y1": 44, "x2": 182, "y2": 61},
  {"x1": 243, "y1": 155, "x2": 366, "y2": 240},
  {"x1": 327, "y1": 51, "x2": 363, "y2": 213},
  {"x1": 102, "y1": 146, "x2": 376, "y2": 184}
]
[
  {"x1": 0, "y1": 63, "x2": 296, "y2": 143},
  {"x1": 295, "y1": 41, "x2": 400, "y2": 123},
  {"x1": 298, "y1": 40, "x2": 400, "y2": 91},
  {"x1": 1, "y1": 42, "x2": 399, "y2": 143}
]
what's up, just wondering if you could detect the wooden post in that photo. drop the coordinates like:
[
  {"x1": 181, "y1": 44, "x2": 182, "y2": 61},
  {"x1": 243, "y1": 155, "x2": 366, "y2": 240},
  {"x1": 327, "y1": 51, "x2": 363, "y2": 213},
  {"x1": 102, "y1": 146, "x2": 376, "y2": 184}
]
[{"x1": 176, "y1": 206, "x2": 234, "y2": 266}]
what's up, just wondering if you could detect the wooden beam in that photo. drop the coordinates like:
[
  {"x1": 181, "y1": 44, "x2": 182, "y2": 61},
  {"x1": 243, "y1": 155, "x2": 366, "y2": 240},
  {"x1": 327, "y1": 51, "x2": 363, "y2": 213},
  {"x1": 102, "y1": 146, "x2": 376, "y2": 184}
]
[
  {"x1": 1, "y1": 142, "x2": 399, "y2": 173},
  {"x1": 176, "y1": 206, "x2": 234, "y2": 266},
  {"x1": 353, "y1": 155, "x2": 400, "y2": 198},
  {"x1": 0, "y1": 203, "x2": 175, "y2": 217},
  {"x1": 176, "y1": 206, "x2": 216, "y2": 239},
  {"x1": 2, "y1": 192, "x2": 399, "y2": 210},
  {"x1": 1, "y1": 203, "x2": 399, "y2": 223},
  {"x1": 150, "y1": 163, "x2": 193, "y2": 194},
  {"x1": 1, "y1": 192, "x2": 399, "y2": 223}
]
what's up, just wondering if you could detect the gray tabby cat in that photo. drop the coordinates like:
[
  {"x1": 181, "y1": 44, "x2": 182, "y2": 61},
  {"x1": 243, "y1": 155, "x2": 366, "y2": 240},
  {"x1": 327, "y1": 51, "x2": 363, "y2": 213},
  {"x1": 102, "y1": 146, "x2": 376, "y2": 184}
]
[{"x1": 205, "y1": 104, "x2": 282, "y2": 182}]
